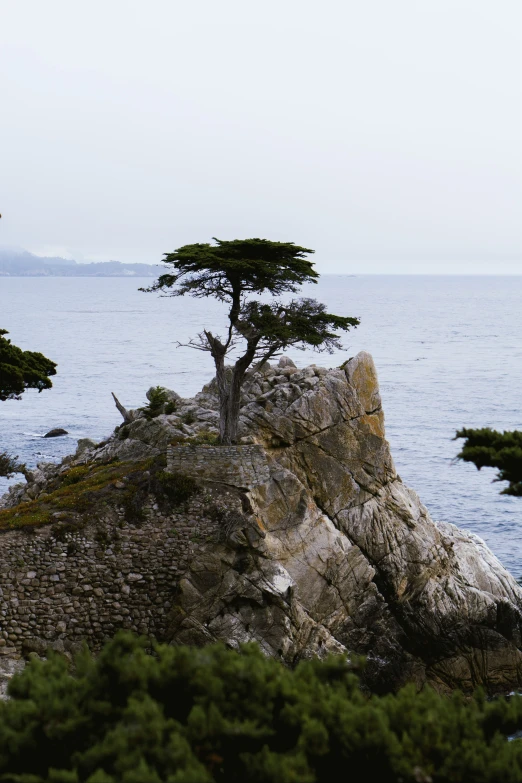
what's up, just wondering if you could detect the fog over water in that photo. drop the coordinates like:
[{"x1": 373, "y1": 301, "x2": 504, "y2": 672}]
[
  {"x1": 1, "y1": 276, "x2": 521, "y2": 576},
  {"x1": 1, "y1": 0, "x2": 520, "y2": 271}
]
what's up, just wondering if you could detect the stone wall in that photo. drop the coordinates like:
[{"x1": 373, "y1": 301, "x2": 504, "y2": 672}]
[
  {"x1": 166, "y1": 444, "x2": 270, "y2": 488},
  {"x1": 0, "y1": 496, "x2": 223, "y2": 660}
]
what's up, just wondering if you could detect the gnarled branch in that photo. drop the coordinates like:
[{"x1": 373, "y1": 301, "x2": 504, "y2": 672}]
[{"x1": 111, "y1": 392, "x2": 132, "y2": 424}]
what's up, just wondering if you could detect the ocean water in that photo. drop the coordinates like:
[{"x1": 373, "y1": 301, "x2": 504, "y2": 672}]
[{"x1": 1, "y1": 275, "x2": 521, "y2": 576}]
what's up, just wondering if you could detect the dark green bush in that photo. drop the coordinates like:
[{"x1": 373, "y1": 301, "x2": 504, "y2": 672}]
[
  {"x1": 455, "y1": 427, "x2": 522, "y2": 496},
  {"x1": 119, "y1": 467, "x2": 198, "y2": 522},
  {"x1": 120, "y1": 484, "x2": 147, "y2": 524},
  {"x1": 153, "y1": 470, "x2": 199, "y2": 508},
  {"x1": 2, "y1": 633, "x2": 522, "y2": 782},
  {"x1": 140, "y1": 387, "x2": 170, "y2": 420}
]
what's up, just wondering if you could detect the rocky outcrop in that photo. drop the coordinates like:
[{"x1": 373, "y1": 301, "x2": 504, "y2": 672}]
[
  {"x1": 2, "y1": 352, "x2": 522, "y2": 693},
  {"x1": 44, "y1": 428, "x2": 69, "y2": 438}
]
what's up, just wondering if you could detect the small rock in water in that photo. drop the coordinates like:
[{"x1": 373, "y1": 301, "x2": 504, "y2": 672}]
[{"x1": 44, "y1": 428, "x2": 69, "y2": 438}]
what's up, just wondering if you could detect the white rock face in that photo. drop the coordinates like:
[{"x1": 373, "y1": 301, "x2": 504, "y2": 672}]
[
  {"x1": 3, "y1": 352, "x2": 522, "y2": 693},
  {"x1": 239, "y1": 352, "x2": 522, "y2": 691},
  {"x1": 154, "y1": 352, "x2": 522, "y2": 692}
]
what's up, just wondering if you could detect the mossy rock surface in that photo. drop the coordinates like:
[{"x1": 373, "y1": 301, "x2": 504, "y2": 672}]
[{"x1": 0, "y1": 455, "x2": 198, "y2": 532}]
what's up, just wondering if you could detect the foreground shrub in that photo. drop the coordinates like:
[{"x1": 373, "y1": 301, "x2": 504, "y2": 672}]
[{"x1": 2, "y1": 633, "x2": 522, "y2": 782}]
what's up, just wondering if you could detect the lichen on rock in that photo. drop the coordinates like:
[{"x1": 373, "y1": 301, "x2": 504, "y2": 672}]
[{"x1": 2, "y1": 351, "x2": 522, "y2": 694}]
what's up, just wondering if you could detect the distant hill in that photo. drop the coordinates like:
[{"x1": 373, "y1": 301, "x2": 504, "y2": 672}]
[{"x1": 0, "y1": 248, "x2": 160, "y2": 277}]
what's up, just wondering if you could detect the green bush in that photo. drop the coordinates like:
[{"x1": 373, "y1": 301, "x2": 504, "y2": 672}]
[
  {"x1": 2, "y1": 633, "x2": 522, "y2": 782},
  {"x1": 153, "y1": 470, "x2": 199, "y2": 508},
  {"x1": 118, "y1": 467, "x2": 198, "y2": 522},
  {"x1": 455, "y1": 427, "x2": 522, "y2": 496},
  {"x1": 140, "y1": 387, "x2": 170, "y2": 420}
]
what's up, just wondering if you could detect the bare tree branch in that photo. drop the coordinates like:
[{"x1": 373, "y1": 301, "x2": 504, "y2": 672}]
[{"x1": 111, "y1": 392, "x2": 132, "y2": 424}]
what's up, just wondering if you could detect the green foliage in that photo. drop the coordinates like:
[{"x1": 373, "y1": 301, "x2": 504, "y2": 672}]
[
  {"x1": 153, "y1": 471, "x2": 199, "y2": 509},
  {"x1": 0, "y1": 459, "x2": 149, "y2": 532},
  {"x1": 119, "y1": 467, "x2": 199, "y2": 523},
  {"x1": 140, "y1": 387, "x2": 170, "y2": 420},
  {"x1": 0, "y1": 455, "x2": 198, "y2": 532},
  {"x1": 0, "y1": 451, "x2": 26, "y2": 479},
  {"x1": 141, "y1": 237, "x2": 318, "y2": 301},
  {"x1": 120, "y1": 484, "x2": 147, "y2": 524},
  {"x1": 241, "y1": 298, "x2": 359, "y2": 355},
  {"x1": 142, "y1": 238, "x2": 359, "y2": 444},
  {"x1": 2, "y1": 633, "x2": 522, "y2": 782},
  {"x1": 455, "y1": 428, "x2": 522, "y2": 496},
  {"x1": 0, "y1": 328, "x2": 57, "y2": 401}
]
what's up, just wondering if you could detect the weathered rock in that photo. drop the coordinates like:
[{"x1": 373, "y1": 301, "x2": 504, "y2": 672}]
[
  {"x1": 278, "y1": 356, "x2": 297, "y2": 369},
  {"x1": 43, "y1": 428, "x2": 68, "y2": 438},
  {"x1": 74, "y1": 438, "x2": 98, "y2": 458},
  {"x1": 2, "y1": 352, "x2": 522, "y2": 694},
  {"x1": 145, "y1": 386, "x2": 181, "y2": 405},
  {"x1": 342, "y1": 351, "x2": 382, "y2": 413}
]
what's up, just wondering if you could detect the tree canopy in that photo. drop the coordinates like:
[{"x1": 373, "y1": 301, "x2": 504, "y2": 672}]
[
  {"x1": 143, "y1": 238, "x2": 359, "y2": 444},
  {"x1": 455, "y1": 427, "x2": 522, "y2": 496},
  {"x1": 146, "y1": 237, "x2": 319, "y2": 304},
  {"x1": 0, "y1": 328, "x2": 57, "y2": 402},
  {"x1": 2, "y1": 631, "x2": 522, "y2": 782},
  {"x1": 0, "y1": 329, "x2": 57, "y2": 478}
]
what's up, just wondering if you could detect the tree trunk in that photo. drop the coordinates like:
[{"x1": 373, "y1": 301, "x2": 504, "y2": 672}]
[
  {"x1": 221, "y1": 367, "x2": 243, "y2": 445},
  {"x1": 111, "y1": 392, "x2": 132, "y2": 424},
  {"x1": 220, "y1": 343, "x2": 257, "y2": 445},
  {"x1": 205, "y1": 329, "x2": 258, "y2": 446},
  {"x1": 204, "y1": 331, "x2": 231, "y2": 444}
]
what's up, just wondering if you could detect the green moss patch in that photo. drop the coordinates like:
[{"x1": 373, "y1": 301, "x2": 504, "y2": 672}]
[{"x1": 0, "y1": 454, "x2": 197, "y2": 533}]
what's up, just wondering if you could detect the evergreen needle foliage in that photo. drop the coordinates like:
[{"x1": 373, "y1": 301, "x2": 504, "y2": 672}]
[
  {"x1": 142, "y1": 238, "x2": 359, "y2": 444},
  {"x1": 0, "y1": 329, "x2": 57, "y2": 401},
  {"x1": 140, "y1": 387, "x2": 170, "y2": 420},
  {"x1": 455, "y1": 428, "x2": 522, "y2": 496},
  {"x1": 0, "y1": 328, "x2": 56, "y2": 477},
  {"x1": 2, "y1": 633, "x2": 522, "y2": 782}
]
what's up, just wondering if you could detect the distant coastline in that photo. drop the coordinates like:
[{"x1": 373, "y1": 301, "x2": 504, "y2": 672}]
[{"x1": 0, "y1": 248, "x2": 159, "y2": 277}]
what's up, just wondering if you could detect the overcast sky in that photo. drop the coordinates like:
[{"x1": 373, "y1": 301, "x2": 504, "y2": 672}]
[{"x1": 0, "y1": 0, "x2": 520, "y2": 273}]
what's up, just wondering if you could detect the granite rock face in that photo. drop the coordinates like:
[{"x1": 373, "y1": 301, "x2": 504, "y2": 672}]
[
  {"x1": 2, "y1": 351, "x2": 522, "y2": 693},
  {"x1": 238, "y1": 353, "x2": 522, "y2": 690},
  {"x1": 167, "y1": 351, "x2": 522, "y2": 691}
]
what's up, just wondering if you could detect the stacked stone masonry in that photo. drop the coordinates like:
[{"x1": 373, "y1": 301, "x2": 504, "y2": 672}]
[
  {"x1": 0, "y1": 501, "x2": 222, "y2": 660},
  {"x1": 167, "y1": 444, "x2": 270, "y2": 488}
]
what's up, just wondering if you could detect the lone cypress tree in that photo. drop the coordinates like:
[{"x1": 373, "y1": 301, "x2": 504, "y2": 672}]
[
  {"x1": 143, "y1": 238, "x2": 359, "y2": 444},
  {"x1": 0, "y1": 329, "x2": 57, "y2": 477}
]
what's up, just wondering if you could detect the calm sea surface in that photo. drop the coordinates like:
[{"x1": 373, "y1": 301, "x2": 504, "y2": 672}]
[{"x1": 1, "y1": 276, "x2": 521, "y2": 576}]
